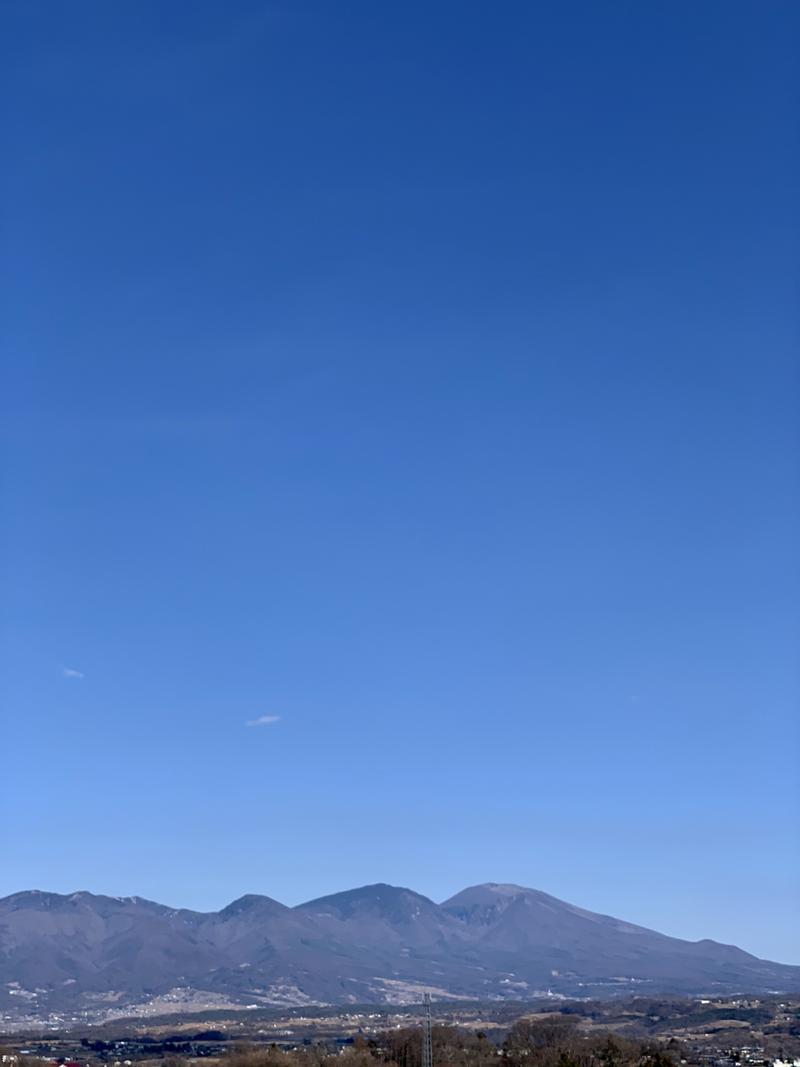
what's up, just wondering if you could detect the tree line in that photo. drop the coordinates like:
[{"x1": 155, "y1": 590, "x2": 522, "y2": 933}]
[{"x1": 217, "y1": 1017, "x2": 678, "y2": 1067}]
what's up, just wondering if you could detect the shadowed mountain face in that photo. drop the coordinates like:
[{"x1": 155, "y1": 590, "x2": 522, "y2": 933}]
[
  {"x1": 1, "y1": 883, "x2": 797, "y2": 1021},
  {"x1": 297, "y1": 884, "x2": 465, "y2": 948}
]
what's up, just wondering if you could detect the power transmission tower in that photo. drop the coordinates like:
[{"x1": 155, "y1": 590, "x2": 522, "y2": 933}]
[{"x1": 422, "y1": 993, "x2": 433, "y2": 1067}]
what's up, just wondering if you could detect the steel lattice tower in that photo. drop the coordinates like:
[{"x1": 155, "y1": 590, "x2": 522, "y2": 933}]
[{"x1": 422, "y1": 993, "x2": 433, "y2": 1067}]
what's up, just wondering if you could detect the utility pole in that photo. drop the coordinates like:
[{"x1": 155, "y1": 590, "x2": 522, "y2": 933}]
[{"x1": 422, "y1": 993, "x2": 433, "y2": 1067}]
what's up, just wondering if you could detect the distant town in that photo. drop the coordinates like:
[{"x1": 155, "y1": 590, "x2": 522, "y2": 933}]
[{"x1": 2, "y1": 996, "x2": 799, "y2": 1067}]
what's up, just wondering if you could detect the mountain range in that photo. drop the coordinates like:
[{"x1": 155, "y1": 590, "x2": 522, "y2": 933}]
[{"x1": 1, "y1": 883, "x2": 797, "y2": 1023}]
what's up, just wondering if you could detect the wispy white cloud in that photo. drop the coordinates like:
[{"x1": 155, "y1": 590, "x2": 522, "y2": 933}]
[
  {"x1": 62, "y1": 667, "x2": 85, "y2": 679},
  {"x1": 246, "y1": 714, "x2": 280, "y2": 727}
]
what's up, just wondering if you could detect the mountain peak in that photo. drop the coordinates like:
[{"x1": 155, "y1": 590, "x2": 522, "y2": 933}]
[
  {"x1": 0, "y1": 889, "x2": 172, "y2": 920},
  {"x1": 219, "y1": 893, "x2": 288, "y2": 918},
  {"x1": 296, "y1": 883, "x2": 440, "y2": 922},
  {"x1": 473, "y1": 882, "x2": 529, "y2": 895},
  {"x1": 1, "y1": 890, "x2": 72, "y2": 911},
  {"x1": 441, "y1": 882, "x2": 583, "y2": 929}
]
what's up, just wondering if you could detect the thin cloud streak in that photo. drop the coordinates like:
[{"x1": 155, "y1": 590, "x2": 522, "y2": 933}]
[
  {"x1": 246, "y1": 714, "x2": 281, "y2": 727},
  {"x1": 62, "y1": 667, "x2": 85, "y2": 679}
]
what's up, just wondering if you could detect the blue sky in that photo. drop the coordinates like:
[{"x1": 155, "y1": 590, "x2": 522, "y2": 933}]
[{"x1": 1, "y1": 1, "x2": 798, "y2": 963}]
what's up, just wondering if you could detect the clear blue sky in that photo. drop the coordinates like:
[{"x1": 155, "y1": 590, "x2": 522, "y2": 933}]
[{"x1": 1, "y1": 1, "x2": 798, "y2": 964}]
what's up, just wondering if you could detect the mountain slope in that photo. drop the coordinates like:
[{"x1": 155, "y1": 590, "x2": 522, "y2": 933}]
[
  {"x1": 296, "y1": 883, "x2": 466, "y2": 947},
  {"x1": 441, "y1": 884, "x2": 789, "y2": 991},
  {"x1": 0, "y1": 883, "x2": 797, "y2": 1024}
]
